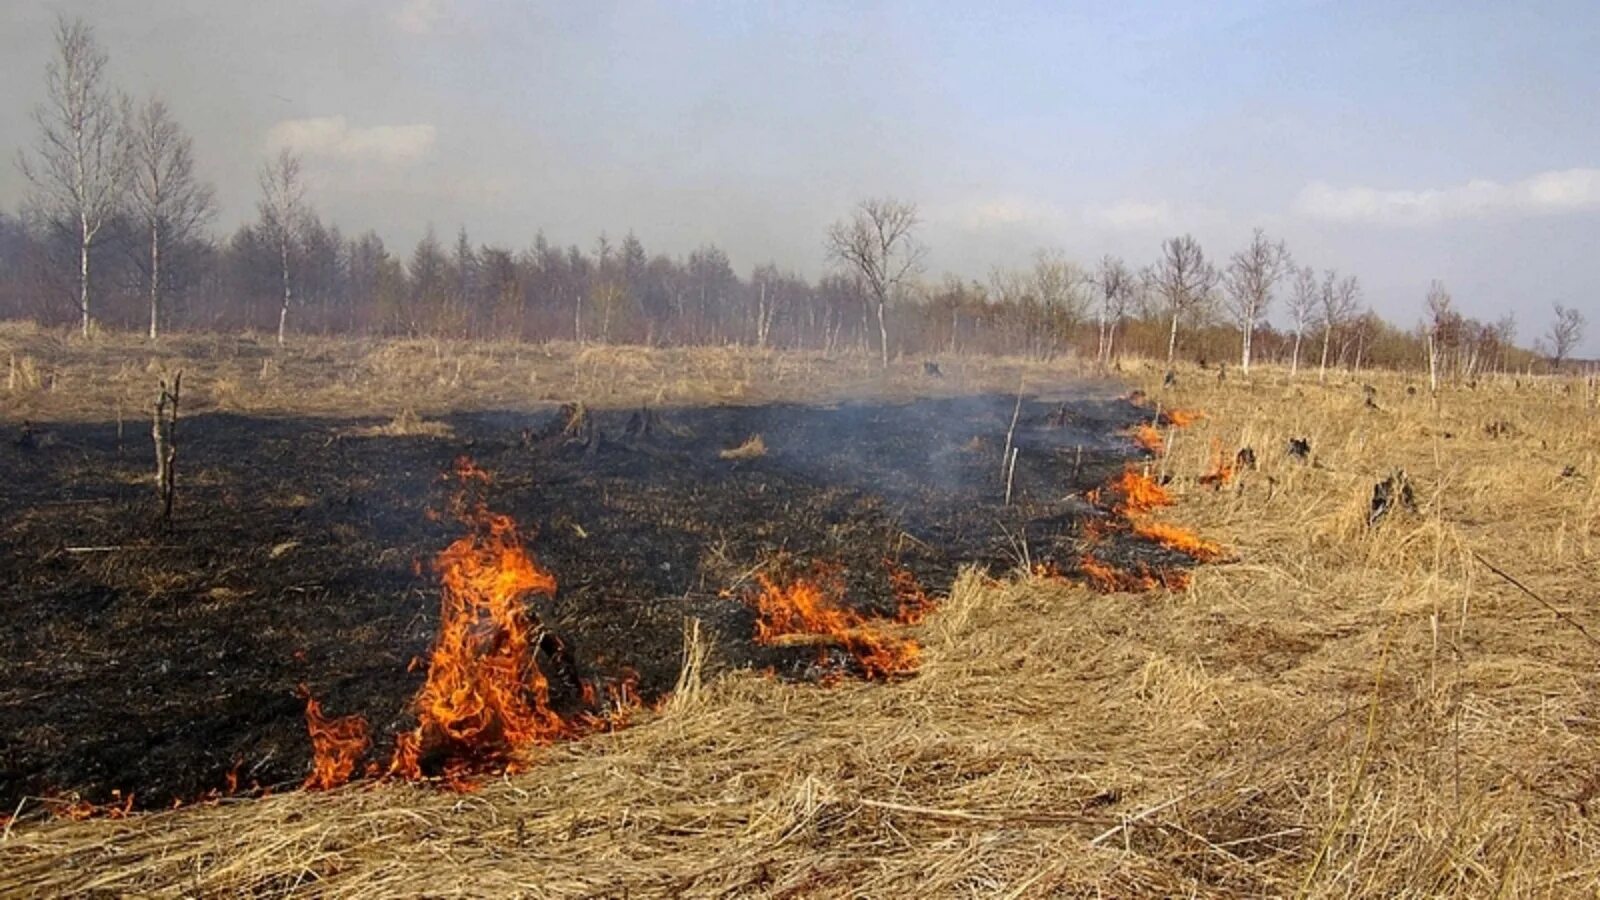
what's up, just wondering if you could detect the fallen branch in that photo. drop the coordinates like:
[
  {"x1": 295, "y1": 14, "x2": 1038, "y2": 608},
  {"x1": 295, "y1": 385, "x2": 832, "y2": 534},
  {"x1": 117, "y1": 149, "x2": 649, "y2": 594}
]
[{"x1": 1472, "y1": 551, "x2": 1600, "y2": 650}]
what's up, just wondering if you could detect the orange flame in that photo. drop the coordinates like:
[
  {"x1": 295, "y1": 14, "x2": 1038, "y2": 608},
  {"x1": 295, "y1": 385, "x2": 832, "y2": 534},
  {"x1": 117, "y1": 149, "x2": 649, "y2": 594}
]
[
  {"x1": 1078, "y1": 555, "x2": 1190, "y2": 593},
  {"x1": 1131, "y1": 520, "x2": 1226, "y2": 562},
  {"x1": 1161, "y1": 408, "x2": 1204, "y2": 428},
  {"x1": 302, "y1": 692, "x2": 371, "y2": 790},
  {"x1": 749, "y1": 571, "x2": 920, "y2": 680},
  {"x1": 389, "y1": 489, "x2": 570, "y2": 780},
  {"x1": 1108, "y1": 467, "x2": 1173, "y2": 514},
  {"x1": 885, "y1": 560, "x2": 936, "y2": 624},
  {"x1": 1129, "y1": 423, "x2": 1165, "y2": 454}
]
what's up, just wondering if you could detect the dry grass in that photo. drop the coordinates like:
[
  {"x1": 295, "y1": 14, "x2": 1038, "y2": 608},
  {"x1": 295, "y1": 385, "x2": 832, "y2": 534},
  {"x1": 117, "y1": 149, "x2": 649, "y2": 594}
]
[
  {"x1": 719, "y1": 433, "x2": 768, "y2": 460},
  {"x1": 4, "y1": 331, "x2": 1600, "y2": 897},
  {"x1": 0, "y1": 321, "x2": 1106, "y2": 423}
]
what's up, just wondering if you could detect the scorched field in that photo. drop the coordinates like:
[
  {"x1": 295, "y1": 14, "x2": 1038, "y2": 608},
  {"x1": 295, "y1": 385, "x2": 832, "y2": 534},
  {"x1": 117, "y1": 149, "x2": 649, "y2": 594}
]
[{"x1": 2, "y1": 325, "x2": 1599, "y2": 898}]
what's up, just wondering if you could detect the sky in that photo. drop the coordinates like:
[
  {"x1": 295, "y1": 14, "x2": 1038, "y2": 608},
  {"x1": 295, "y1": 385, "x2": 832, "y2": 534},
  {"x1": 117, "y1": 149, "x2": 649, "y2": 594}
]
[{"x1": 2, "y1": 0, "x2": 1597, "y2": 350}]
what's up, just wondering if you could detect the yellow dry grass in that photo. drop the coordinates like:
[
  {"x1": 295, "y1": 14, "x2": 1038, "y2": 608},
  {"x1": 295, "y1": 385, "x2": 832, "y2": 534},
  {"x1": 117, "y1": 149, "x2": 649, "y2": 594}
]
[{"x1": 3, "y1": 331, "x2": 1600, "y2": 897}]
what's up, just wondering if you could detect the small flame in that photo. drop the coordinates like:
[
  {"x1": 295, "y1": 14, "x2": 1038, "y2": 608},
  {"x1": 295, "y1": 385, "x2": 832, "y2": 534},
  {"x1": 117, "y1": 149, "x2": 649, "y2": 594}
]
[
  {"x1": 1078, "y1": 555, "x2": 1190, "y2": 593},
  {"x1": 749, "y1": 570, "x2": 920, "y2": 680},
  {"x1": 885, "y1": 560, "x2": 936, "y2": 624},
  {"x1": 1131, "y1": 520, "x2": 1225, "y2": 561},
  {"x1": 1108, "y1": 467, "x2": 1173, "y2": 514},
  {"x1": 302, "y1": 691, "x2": 371, "y2": 790},
  {"x1": 1161, "y1": 408, "x2": 1204, "y2": 428},
  {"x1": 1129, "y1": 423, "x2": 1165, "y2": 454}
]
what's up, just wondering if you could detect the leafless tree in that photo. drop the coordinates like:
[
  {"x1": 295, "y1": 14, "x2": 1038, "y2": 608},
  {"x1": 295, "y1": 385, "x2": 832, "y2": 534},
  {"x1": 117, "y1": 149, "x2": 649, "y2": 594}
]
[
  {"x1": 1285, "y1": 265, "x2": 1318, "y2": 376},
  {"x1": 1145, "y1": 234, "x2": 1217, "y2": 365},
  {"x1": 258, "y1": 149, "x2": 307, "y2": 345},
  {"x1": 1091, "y1": 255, "x2": 1134, "y2": 365},
  {"x1": 1222, "y1": 228, "x2": 1292, "y2": 374},
  {"x1": 1031, "y1": 248, "x2": 1088, "y2": 344},
  {"x1": 1547, "y1": 304, "x2": 1586, "y2": 371},
  {"x1": 826, "y1": 198, "x2": 925, "y2": 368},
  {"x1": 1424, "y1": 280, "x2": 1454, "y2": 389},
  {"x1": 17, "y1": 16, "x2": 130, "y2": 338},
  {"x1": 127, "y1": 97, "x2": 215, "y2": 340},
  {"x1": 1317, "y1": 271, "x2": 1360, "y2": 382}
]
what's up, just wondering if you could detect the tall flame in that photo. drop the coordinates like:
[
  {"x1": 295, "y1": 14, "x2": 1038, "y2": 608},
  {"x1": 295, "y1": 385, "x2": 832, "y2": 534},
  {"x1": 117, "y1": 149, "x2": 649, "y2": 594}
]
[
  {"x1": 388, "y1": 462, "x2": 570, "y2": 780},
  {"x1": 300, "y1": 457, "x2": 635, "y2": 791}
]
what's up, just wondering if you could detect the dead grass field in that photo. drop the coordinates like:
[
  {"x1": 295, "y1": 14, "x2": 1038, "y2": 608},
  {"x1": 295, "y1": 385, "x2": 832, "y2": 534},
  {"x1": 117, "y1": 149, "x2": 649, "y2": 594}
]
[{"x1": 3, "y1": 324, "x2": 1600, "y2": 897}]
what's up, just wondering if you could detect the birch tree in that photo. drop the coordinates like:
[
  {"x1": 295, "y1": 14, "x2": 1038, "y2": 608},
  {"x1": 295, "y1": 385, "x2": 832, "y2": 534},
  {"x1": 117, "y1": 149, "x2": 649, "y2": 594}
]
[
  {"x1": 826, "y1": 198, "x2": 925, "y2": 369},
  {"x1": 1222, "y1": 228, "x2": 1291, "y2": 374},
  {"x1": 17, "y1": 16, "x2": 130, "y2": 337},
  {"x1": 257, "y1": 149, "x2": 307, "y2": 345},
  {"x1": 127, "y1": 97, "x2": 215, "y2": 339},
  {"x1": 1146, "y1": 235, "x2": 1217, "y2": 365},
  {"x1": 1318, "y1": 271, "x2": 1360, "y2": 382},
  {"x1": 1091, "y1": 255, "x2": 1133, "y2": 365},
  {"x1": 1286, "y1": 266, "x2": 1318, "y2": 376}
]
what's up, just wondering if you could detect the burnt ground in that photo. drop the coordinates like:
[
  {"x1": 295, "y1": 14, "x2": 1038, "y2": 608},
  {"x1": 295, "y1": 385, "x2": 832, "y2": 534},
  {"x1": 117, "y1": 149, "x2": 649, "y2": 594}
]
[{"x1": 0, "y1": 390, "x2": 1171, "y2": 809}]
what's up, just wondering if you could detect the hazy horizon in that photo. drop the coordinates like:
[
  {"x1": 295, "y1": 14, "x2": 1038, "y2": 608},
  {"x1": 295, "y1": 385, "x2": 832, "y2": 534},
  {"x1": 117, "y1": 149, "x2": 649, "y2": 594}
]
[{"x1": 3, "y1": 0, "x2": 1597, "y2": 350}]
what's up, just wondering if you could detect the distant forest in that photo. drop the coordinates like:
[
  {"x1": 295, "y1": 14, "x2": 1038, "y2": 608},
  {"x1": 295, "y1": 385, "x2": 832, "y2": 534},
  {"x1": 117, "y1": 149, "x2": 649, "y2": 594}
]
[{"x1": 2, "y1": 16, "x2": 1586, "y2": 378}]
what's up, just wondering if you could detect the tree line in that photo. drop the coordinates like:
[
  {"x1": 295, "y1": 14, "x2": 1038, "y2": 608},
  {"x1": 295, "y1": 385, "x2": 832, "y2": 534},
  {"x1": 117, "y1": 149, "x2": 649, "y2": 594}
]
[{"x1": 2, "y1": 16, "x2": 1586, "y2": 376}]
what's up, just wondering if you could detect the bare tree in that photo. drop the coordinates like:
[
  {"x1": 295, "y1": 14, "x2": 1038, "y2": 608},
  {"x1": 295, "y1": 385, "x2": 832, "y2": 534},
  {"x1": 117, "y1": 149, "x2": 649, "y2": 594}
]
[
  {"x1": 1145, "y1": 234, "x2": 1218, "y2": 365},
  {"x1": 17, "y1": 16, "x2": 130, "y2": 338},
  {"x1": 1424, "y1": 280, "x2": 1454, "y2": 389},
  {"x1": 1318, "y1": 271, "x2": 1360, "y2": 381},
  {"x1": 826, "y1": 198, "x2": 925, "y2": 368},
  {"x1": 1286, "y1": 265, "x2": 1318, "y2": 376},
  {"x1": 1547, "y1": 304, "x2": 1586, "y2": 371},
  {"x1": 1222, "y1": 229, "x2": 1292, "y2": 374},
  {"x1": 127, "y1": 97, "x2": 215, "y2": 340},
  {"x1": 258, "y1": 149, "x2": 307, "y2": 345},
  {"x1": 1031, "y1": 248, "x2": 1088, "y2": 356},
  {"x1": 1091, "y1": 255, "x2": 1134, "y2": 365}
]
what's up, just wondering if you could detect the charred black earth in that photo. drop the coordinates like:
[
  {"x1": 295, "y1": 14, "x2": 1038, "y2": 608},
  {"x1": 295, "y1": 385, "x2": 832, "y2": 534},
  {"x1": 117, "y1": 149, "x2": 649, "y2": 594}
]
[{"x1": 0, "y1": 389, "x2": 1167, "y2": 809}]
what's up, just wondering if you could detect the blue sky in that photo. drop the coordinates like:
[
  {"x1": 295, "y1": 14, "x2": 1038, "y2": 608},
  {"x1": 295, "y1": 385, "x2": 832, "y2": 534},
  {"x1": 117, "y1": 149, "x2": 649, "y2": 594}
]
[{"x1": 3, "y1": 0, "x2": 1597, "y2": 348}]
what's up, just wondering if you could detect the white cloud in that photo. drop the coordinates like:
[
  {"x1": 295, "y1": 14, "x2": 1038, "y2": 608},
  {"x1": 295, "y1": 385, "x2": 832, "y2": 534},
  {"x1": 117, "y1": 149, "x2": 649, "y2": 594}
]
[
  {"x1": 394, "y1": 0, "x2": 443, "y2": 35},
  {"x1": 1296, "y1": 168, "x2": 1600, "y2": 226},
  {"x1": 1084, "y1": 199, "x2": 1175, "y2": 231},
  {"x1": 266, "y1": 116, "x2": 437, "y2": 166}
]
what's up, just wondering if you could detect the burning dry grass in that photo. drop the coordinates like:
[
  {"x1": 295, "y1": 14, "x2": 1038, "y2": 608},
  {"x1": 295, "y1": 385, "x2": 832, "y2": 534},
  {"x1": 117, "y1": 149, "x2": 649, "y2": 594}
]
[{"x1": 7, "y1": 345, "x2": 1600, "y2": 896}]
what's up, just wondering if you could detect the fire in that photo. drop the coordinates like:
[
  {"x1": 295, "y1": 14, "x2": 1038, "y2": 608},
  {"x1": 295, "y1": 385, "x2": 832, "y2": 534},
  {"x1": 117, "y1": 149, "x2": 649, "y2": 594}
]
[
  {"x1": 389, "y1": 466, "x2": 572, "y2": 781},
  {"x1": 1078, "y1": 555, "x2": 1190, "y2": 593},
  {"x1": 885, "y1": 560, "x2": 936, "y2": 624},
  {"x1": 748, "y1": 570, "x2": 920, "y2": 680},
  {"x1": 1129, "y1": 423, "x2": 1165, "y2": 454},
  {"x1": 1108, "y1": 467, "x2": 1173, "y2": 514},
  {"x1": 1131, "y1": 520, "x2": 1226, "y2": 562},
  {"x1": 1161, "y1": 408, "x2": 1204, "y2": 428},
  {"x1": 298, "y1": 457, "x2": 637, "y2": 791},
  {"x1": 302, "y1": 691, "x2": 371, "y2": 790}
]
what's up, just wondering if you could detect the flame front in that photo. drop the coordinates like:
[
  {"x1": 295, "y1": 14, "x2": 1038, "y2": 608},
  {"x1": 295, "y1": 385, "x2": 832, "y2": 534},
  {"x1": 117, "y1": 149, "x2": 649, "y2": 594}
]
[{"x1": 749, "y1": 571, "x2": 920, "y2": 680}]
